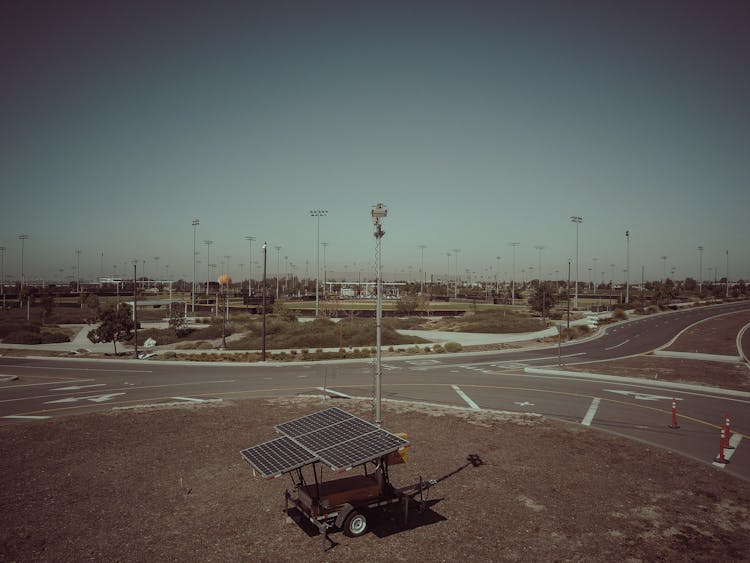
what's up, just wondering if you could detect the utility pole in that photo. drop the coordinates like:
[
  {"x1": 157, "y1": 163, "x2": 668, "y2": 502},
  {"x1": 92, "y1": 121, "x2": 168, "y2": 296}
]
[
  {"x1": 372, "y1": 203, "x2": 387, "y2": 427},
  {"x1": 570, "y1": 216, "x2": 582, "y2": 309}
]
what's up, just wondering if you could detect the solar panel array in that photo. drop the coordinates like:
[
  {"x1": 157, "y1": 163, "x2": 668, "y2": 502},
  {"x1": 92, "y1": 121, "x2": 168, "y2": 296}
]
[{"x1": 240, "y1": 407, "x2": 409, "y2": 478}]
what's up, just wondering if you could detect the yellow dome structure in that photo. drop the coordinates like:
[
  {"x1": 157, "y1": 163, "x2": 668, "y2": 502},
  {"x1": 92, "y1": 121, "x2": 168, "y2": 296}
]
[{"x1": 218, "y1": 274, "x2": 232, "y2": 286}]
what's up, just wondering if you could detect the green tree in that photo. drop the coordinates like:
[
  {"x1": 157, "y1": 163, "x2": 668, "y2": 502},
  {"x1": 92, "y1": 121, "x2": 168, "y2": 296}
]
[
  {"x1": 528, "y1": 282, "x2": 558, "y2": 320},
  {"x1": 79, "y1": 293, "x2": 100, "y2": 324},
  {"x1": 653, "y1": 280, "x2": 677, "y2": 308},
  {"x1": 168, "y1": 305, "x2": 189, "y2": 336},
  {"x1": 87, "y1": 304, "x2": 134, "y2": 354},
  {"x1": 40, "y1": 292, "x2": 55, "y2": 324}
]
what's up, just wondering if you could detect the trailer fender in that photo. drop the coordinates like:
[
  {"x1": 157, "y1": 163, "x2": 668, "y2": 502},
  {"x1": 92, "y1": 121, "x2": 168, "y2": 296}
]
[{"x1": 335, "y1": 504, "x2": 356, "y2": 529}]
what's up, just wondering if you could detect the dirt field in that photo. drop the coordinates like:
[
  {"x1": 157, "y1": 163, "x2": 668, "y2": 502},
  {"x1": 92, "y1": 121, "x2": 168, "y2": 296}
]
[{"x1": 2, "y1": 397, "x2": 749, "y2": 562}]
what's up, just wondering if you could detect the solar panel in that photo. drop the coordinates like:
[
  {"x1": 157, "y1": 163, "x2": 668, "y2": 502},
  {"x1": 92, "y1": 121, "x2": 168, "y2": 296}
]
[
  {"x1": 275, "y1": 407, "x2": 353, "y2": 438},
  {"x1": 240, "y1": 436, "x2": 318, "y2": 479},
  {"x1": 241, "y1": 408, "x2": 409, "y2": 478}
]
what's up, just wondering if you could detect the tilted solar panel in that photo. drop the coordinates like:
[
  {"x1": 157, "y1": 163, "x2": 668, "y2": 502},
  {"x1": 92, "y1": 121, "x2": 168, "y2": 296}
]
[
  {"x1": 275, "y1": 406, "x2": 353, "y2": 438},
  {"x1": 241, "y1": 408, "x2": 409, "y2": 478},
  {"x1": 240, "y1": 436, "x2": 318, "y2": 479}
]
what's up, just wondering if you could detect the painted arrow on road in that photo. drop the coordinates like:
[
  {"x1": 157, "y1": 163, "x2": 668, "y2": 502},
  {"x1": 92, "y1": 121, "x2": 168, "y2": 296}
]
[
  {"x1": 51, "y1": 384, "x2": 106, "y2": 391},
  {"x1": 45, "y1": 393, "x2": 125, "y2": 404},
  {"x1": 605, "y1": 390, "x2": 683, "y2": 402}
]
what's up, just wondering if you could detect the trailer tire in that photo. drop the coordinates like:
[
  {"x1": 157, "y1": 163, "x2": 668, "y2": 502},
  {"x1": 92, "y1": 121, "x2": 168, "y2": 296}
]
[{"x1": 343, "y1": 510, "x2": 368, "y2": 537}]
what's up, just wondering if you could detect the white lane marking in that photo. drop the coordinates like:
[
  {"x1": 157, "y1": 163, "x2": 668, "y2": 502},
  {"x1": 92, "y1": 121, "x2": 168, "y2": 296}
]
[
  {"x1": 604, "y1": 339, "x2": 630, "y2": 350},
  {"x1": 171, "y1": 397, "x2": 211, "y2": 403},
  {"x1": 45, "y1": 393, "x2": 126, "y2": 404},
  {"x1": 514, "y1": 401, "x2": 534, "y2": 407},
  {"x1": 52, "y1": 384, "x2": 106, "y2": 391},
  {"x1": 315, "y1": 387, "x2": 352, "y2": 398},
  {"x1": 2, "y1": 364, "x2": 153, "y2": 373},
  {"x1": 451, "y1": 384, "x2": 479, "y2": 410},
  {"x1": 736, "y1": 321, "x2": 750, "y2": 364},
  {"x1": 713, "y1": 433, "x2": 743, "y2": 468},
  {"x1": 605, "y1": 390, "x2": 681, "y2": 402},
  {"x1": 0, "y1": 379, "x2": 94, "y2": 389},
  {"x1": 3, "y1": 415, "x2": 52, "y2": 420},
  {"x1": 406, "y1": 359, "x2": 441, "y2": 366},
  {"x1": 581, "y1": 398, "x2": 601, "y2": 426}
]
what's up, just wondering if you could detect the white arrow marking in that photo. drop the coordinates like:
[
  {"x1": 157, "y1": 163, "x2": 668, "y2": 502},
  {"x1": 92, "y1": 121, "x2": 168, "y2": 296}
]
[
  {"x1": 605, "y1": 390, "x2": 682, "y2": 402},
  {"x1": 45, "y1": 393, "x2": 125, "y2": 404},
  {"x1": 51, "y1": 384, "x2": 106, "y2": 391},
  {"x1": 451, "y1": 385, "x2": 479, "y2": 410},
  {"x1": 514, "y1": 401, "x2": 535, "y2": 407}
]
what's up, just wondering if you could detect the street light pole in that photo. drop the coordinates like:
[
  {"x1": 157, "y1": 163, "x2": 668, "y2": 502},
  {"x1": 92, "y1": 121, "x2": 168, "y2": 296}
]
[
  {"x1": 321, "y1": 242, "x2": 329, "y2": 299},
  {"x1": 698, "y1": 245, "x2": 704, "y2": 294},
  {"x1": 0, "y1": 245, "x2": 5, "y2": 307},
  {"x1": 274, "y1": 245, "x2": 282, "y2": 300},
  {"x1": 372, "y1": 203, "x2": 387, "y2": 427},
  {"x1": 245, "y1": 236, "x2": 255, "y2": 294},
  {"x1": 192, "y1": 219, "x2": 199, "y2": 316},
  {"x1": 310, "y1": 210, "x2": 327, "y2": 316},
  {"x1": 75, "y1": 250, "x2": 82, "y2": 293},
  {"x1": 204, "y1": 240, "x2": 213, "y2": 296},
  {"x1": 495, "y1": 256, "x2": 501, "y2": 293},
  {"x1": 418, "y1": 245, "x2": 426, "y2": 294},
  {"x1": 625, "y1": 230, "x2": 630, "y2": 304},
  {"x1": 133, "y1": 260, "x2": 139, "y2": 359},
  {"x1": 661, "y1": 256, "x2": 667, "y2": 283},
  {"x1": 452, "y1": 249, "x2": 460, "y2": 299},
  {"x1": 726, "y1": 249, "x2": 730, "y2": 298},
  {"x1": 570, "y1": 216, "x2": 582, "y2": 309},
  {"x1": 534, "y1": 245, "x2": 545, "y2": 287},
  {"x1": 18, "y1": 234, "x2": 29, "y2": 288},
  {"x1": 509, "y1": 242, "x2": 519, "y2": 305}
]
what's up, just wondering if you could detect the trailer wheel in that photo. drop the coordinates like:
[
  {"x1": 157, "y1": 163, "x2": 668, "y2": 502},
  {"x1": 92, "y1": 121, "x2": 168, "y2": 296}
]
[{"x1": 343, "y1": 510, "x2": 368, "y2": 537}]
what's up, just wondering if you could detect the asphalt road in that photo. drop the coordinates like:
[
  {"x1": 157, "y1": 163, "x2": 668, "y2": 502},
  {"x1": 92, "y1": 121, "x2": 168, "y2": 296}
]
[{"x1": 2, "y1": 301, "x2": 749, "y2": 481}]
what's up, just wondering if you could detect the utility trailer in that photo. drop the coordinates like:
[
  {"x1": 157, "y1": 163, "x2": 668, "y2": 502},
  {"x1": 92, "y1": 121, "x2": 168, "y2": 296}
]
[{"x1": 240, "y1": 407, "x2": 432, "y2": 547}]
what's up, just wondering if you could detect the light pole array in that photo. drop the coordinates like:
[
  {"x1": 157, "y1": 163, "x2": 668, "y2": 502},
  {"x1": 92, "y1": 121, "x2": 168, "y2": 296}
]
[
  {"x1": 570, "y1": 216, "x2": 582, "y2": 309},
  {"x1": 625, "y1": 230, "x2": 630, "y2": 304},
  {"x1": 245, "y1": 236, "x2": 255, "y2": 293},
  {"x1": 310, "y1": 210, "x2": 327, "y2": 316},
  {"x1": 418, "y1": 245, "x2": 426, "y2": 294},
  {"x1": 509, "y1": 242, "x2": 519, "y2": 305},
  {"x1": 372, "y1": 203, "x2": 387, "y2": 426},
  {"x1": 192, "y1": 219, "x2": 199, "y2": 315},
  {"x1": 75, "y1": 249, "x2": 82, "y2": 293},
  {"x1": 18, "y1": 234, "x2": 29, "y2": 288},
  {"x1": 204, "y1": 240, "x2": 213, "y2": 296}
]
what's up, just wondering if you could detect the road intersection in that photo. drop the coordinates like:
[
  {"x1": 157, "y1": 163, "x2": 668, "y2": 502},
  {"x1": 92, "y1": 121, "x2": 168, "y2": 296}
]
[{"x1": 2, "y1": 300, "x2": 749, "y2": 480}]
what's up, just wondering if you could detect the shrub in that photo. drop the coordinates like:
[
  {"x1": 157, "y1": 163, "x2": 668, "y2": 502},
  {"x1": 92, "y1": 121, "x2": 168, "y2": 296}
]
[
  {"x1": 444, "y1": 342, "x2": 463, "y2": 353},
  {"x1": 432, "y1": 344, "x2": 444, "y2": 353},
  {"x1": 612, "y1": 309, "x2": 628, "y2": 321},
  {"x1": 40, "y1": 328, "x2": 71, "y2": 343},
  {"x1": 407, "y1": 346, "x2": 421, "y2": 354},
  {"x1": 4, "y1": 330, "x2": 42, "y2": 344}
]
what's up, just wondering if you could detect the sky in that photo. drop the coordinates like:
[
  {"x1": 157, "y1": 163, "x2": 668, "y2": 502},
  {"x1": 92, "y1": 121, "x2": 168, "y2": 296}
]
[{"x1": 1, "y1": 0, "x2": 748, "y2": 285}]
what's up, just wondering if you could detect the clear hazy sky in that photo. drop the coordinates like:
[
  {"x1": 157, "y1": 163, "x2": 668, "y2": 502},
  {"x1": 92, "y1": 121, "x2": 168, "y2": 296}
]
[{"x1": 1, "y1": 1, "x2": 748, "y2": 284}]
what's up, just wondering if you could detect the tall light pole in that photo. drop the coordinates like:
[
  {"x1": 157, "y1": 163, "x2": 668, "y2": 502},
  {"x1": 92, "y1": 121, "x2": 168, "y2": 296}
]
[
  {"x1": 570, "y1": 216, "x2": 582, "y2": 309},
  {"x1": 418, "y1": 245, "x2": 426, "y2": 294},
  {"x1": 192, "y1": 220, "x2": 199, "y2": 315},
  {"x1": 204, "y1": 240, "x2": 213, "y2": 296},
  {"x1": 18, "y1": 234, "x2": 29, "y2": 288},
  {"x1": 452, "y1": 248, "x2": 460, "y2": 298},
  {"x1": 372, "y1": 203, "x2": 387, "y2": 426},
  {"x1": 698, "y1": 245, "x2": 704, "y2": 294},
  {"x1": 726, "y1": 249, "x2": 730, "y2": 298},
  {"x1": 133, "y1": 259, "x2": 139, "y2": 359},
  {"x1": 625, "y1": 230, "x2": 630, "y2": 304},
  {"x1": 0, "y1": 245, "x2": 5, "y2": 306},
  {"x1": 509, "y1": 242, "x2": 520, "y2": 305},
  {"x1": 75, "y1": 250, "x2": 82, "y2": 293},
  {"x1": 661, "y1": 256, "x2": 668, "y2": 282},
  {"x1": 262, "y1": 242, "x2": 267, "y2": 361},
  {"x1": 495, "y1": 256, "x2": 501, "y2": 293},
  {"x1": 153, "y1": 257, "x2": 160, "y2": 284},
  {"x1": 534, "y1": 245, "x2": 545, "y2": 287},
  {"x1": 321, "y1": 242, "x2": 329, "y2": 299},
  {"x1": 274, "y1": 245, "x2": 282, "y2": 299},
  {"x1": 592, "y1": 258, "x2": 599, "y2": 294},
  {"x1": 445, "y1": 252, "x2": 451, "y2": 294},
  {"x1": 309, "y1": 210, "x2": 327, "y2": 316},
  {"x1": 245, "y1": 236, "x2": 255, "y2": 294}
]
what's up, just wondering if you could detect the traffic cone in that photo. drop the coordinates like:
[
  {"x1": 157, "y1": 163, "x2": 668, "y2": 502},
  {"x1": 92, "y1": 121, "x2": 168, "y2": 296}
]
[
  {"x1": 724, "y1": 414, "x2": 735, "y2": 450},
  {"x1": 714, "y1": 428, "x2": 730, "y2": 464},
  {"x1": 668, "y1": 398, "x2": 680, "y2": 429}
]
